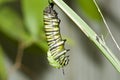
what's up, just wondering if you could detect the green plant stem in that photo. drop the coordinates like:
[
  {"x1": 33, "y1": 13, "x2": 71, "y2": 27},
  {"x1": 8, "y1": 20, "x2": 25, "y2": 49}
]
[{"x1": 53, "y1": 0, "x2": 120, "y2": 72}]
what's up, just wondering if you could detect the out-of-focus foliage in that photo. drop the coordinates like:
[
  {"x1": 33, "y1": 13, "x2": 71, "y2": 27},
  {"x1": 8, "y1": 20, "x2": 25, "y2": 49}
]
[
  {"x1": 0, "y1": 7, "x2": 30, "y2": 42},
  {"x1": 0, "y1": 0, "x2": 48, "y2": 79},
  {"x1": 0, "y1": 46, "x2": 8, "y2": 80},
  {"x1": 0, "y1": 0, "x2": 48, "y2": 50},
  {"x1": 21, "y1": 0, "x2": 48, "y2": 50},
  {"x1": 76, "y1": 0, "x2": 102, "y2": 21},
  {"x1": 0, "y1": 0, "x2": 15, "y2": 4},
  {"x1": 21, "y1": 0, "x2": 48, "y2": 41}
]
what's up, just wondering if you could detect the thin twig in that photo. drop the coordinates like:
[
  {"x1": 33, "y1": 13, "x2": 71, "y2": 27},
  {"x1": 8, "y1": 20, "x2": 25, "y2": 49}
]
[{"x1": 10, "y1": 41, "x2": 25, "y2": 74}]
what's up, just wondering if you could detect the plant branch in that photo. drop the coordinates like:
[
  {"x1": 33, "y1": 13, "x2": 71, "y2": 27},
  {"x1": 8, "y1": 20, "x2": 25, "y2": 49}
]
[
  {"x1": 53, "y1": 0, "x2": 120, "y2": 72},
  {"x1": 14, "y1": 41, "x2": 25, "y2": 69}
]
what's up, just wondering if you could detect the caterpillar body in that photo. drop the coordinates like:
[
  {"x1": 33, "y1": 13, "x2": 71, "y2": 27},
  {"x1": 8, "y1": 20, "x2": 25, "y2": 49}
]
[{"x1": 43, "y1": 3, "x2": 69, "y2": 68}]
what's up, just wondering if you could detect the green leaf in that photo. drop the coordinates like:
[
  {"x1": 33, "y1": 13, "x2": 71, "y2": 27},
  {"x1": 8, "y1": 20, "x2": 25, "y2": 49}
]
[
  {"x1": 36, "y1": 40, "x2": 48, "y2": 52},
  {"x1": 0, "y1": 0, "x2": 15, "y2": 4},
  {"x1": 76, "y1": 0, "x2": 101, "y2": 21},
  {"x1": 0, "y1": 7, "x2": 30, "y2": 42},
  {"x1": 0, "y1": 46, "x2": 8, "y2": 80},
  {"x1": 21, "y1": 0, "x2": 48, "y2": 41}
]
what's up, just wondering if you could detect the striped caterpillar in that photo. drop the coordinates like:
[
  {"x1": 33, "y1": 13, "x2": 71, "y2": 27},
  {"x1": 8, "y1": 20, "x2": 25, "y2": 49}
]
[{"x1": 43, "y1": 3, "x2": 69, "y2": 68}]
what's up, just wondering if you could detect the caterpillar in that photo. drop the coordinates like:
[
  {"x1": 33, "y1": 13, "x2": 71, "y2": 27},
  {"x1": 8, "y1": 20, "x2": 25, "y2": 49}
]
[{"x1": 43, "y1": 3, "x2": 69, "y2": 68}]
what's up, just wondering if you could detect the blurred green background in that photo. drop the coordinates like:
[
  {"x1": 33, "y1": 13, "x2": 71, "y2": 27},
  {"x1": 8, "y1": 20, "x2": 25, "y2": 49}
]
[{"x1": 0, "y1": 0, "x2": 120, "y2": 80}]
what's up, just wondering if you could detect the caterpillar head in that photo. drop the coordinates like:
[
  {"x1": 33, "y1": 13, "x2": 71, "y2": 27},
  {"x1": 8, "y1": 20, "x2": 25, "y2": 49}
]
[{"x1": 47, "y1": 49, "x2": 69, "y2": 68}]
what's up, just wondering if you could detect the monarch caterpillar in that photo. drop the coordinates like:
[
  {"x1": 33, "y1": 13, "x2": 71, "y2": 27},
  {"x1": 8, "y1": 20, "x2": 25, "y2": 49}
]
[{"x1": 43, "y1": 3, "x2": 69, "y2": 68}]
